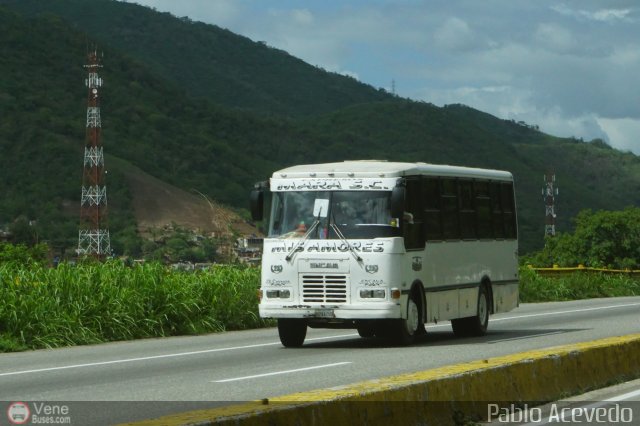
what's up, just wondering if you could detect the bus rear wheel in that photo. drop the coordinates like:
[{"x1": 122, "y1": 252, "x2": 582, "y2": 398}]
[
  {"x1": 452, "y1": 284, "x2": 490, "y2": 337},
  {"x1": 277, "y1": 319, "x2": 307, "y2": 347}
]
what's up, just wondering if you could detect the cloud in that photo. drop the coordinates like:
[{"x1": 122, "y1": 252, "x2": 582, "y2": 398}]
[
  {"x1": 338, "y1": 69, "x2": 360, "y2": 80},
  {"x1": 551, "y1": 4, "x2": 633, "y2": 23},
  {"x1": 124, "y1": 0, "x2": 640, "y2": 155},
  {"x1": 598, "y1": 118, "x2": 640, "y2": 154},
  {"x1": 534, "y1": 23, "x2": 577, "y2": 53},
  {"x1": 128, "y1": 0, "x2": 241, "y2": 25},
  {"x1": 266, "y1": 8, "x2": 314, "y2": 26},
  {"x1": 290, "y1": 9, "x2": 314, "y2": 25},
  {"x1": 433, "y1": 17, "x2": 485, "y2": 52},
  {"x1": 590, "y1": 8, "x2": 632, "y2": 22},
  {"x1": 534, "y1": 111, "x2": 609, "y2": 142}
]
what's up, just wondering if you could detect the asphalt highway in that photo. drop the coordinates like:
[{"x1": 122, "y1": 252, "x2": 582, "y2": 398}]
[{"x1": 1, "y1": 296, "x2": 639, "y2": 424}]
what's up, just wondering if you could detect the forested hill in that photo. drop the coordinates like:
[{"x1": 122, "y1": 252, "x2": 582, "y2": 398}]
[
  {"x1": 1, "y1": 1, "x2": 640, "y2": 257},
  {"x1": 0, "y1": 0, "x2": 392, "y2": 118}
]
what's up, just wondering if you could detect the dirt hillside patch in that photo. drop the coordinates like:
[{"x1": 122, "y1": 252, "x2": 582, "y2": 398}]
[{"x1": 115, "y1": 160, "x2": 257, "y2": 238}]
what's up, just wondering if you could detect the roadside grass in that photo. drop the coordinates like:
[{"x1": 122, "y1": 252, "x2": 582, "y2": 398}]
[
  {"x1": 2, "y1": 261, "x2": 639, "y2": 353},
  {"x1": 0, "y1": 261, "x2": 267, "y2": 352},
  {"x1": 519, "y1": 266, "x2": 640, "y2": 303}
]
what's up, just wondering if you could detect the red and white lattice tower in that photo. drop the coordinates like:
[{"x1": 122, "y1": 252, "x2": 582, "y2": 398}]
[
  {"x1": 542, "y1": 171, "x2": 558, "y2": 237},
  {"x1": 78, "y1": 50, "x2": 111, "y2": 258}
]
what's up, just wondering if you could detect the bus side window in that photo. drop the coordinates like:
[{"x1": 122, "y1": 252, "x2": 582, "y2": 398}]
[
  {"x1": 424, "y1": 177, "x2": 442, "y2": 241},
  {"x1": 502, "y1": 182, "x2": 517, "y2": 239},
  {"x1": 475, "y1": 181, "x2": 492, "y2": 239},
  {"x1": 441, "y1": 179, "x2": 460, "y2": 240},
  {"x1": 490, "y1": 182, "x2": 505, "y2": 239},
  {"x1": 459, "y1": 180, "x2": 476, "y2": 240},
  {"x1": 404, "y1": 178, "x2": 425, "y2": 250}
]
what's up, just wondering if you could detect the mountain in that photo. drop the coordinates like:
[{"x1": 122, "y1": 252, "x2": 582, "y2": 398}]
[
  {"x1": 1, "y1": 0, "x2": 639, "y2": 257},
  {"x1": 303, "y1": 102, "x2": 640, "y2": 250},
  {"x1": 0, "y1": 0, "x2": 392, "y2": 118}
]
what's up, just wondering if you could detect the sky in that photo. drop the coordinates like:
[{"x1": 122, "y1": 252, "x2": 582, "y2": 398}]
[{"x1": 125, "y1": 0, "x2": 640, "y2": 155}]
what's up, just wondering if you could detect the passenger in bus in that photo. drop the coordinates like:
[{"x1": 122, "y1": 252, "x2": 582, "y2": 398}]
[
  {"x1": 403, "y1": 212, "x2": 414, "y2": 224},
  {"x1": 294, "y1": 221, "x2": 307, "y2": 235}
]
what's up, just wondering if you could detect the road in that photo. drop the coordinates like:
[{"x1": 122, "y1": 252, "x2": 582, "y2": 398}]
[
  {"x1": 484, "y1": 378, "x2": 640, "y2": 425},
  {"x1": 1, "y1": 296, "x2": 639, "y2": 424}
]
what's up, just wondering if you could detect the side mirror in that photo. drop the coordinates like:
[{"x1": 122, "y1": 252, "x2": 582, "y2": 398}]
[
  {"x1": 250, "y1": 189, "x2": 264, "y2": 221},
  {"x1": 390, "y1": 186, "x2": 405, "y2": 218}
]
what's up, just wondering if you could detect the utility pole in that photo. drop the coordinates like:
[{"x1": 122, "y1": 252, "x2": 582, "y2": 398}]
[
  {"x1": 78, "y1": 49, "x2": 111, "y2": 259},
  {"x1": 542, "y1": 171, "x2": 558, "y2": 237}
]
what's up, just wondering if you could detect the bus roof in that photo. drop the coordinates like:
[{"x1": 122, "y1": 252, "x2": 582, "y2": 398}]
[{"x1": 272, "y1": 160, "x2": 513, "y2": 181}]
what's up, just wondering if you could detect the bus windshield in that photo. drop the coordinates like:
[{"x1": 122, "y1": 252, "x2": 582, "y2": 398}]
[{"x1": 269, "y1": 191, "x2": 400, "y2": 239}]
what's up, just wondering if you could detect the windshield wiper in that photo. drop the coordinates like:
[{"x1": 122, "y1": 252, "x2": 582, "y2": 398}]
[
  {"x1": 330, "y1": 215, "x2": 363, "y2": 263},
  {"x1": 285, "y1": 219, "x2": 320, "y2": 262}
]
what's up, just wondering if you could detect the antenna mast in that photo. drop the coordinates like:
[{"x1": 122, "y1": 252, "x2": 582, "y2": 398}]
[
  {"x1": 542, "y1": 171, "x2": 558, "y2": 237},
  {"x1": 78, "y1": 49, "x2": 111, "y2": 259}
]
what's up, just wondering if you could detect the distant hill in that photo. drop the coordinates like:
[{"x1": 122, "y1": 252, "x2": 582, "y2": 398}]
[
  {"x1": 0, "y1": 0, "x2": 392, "y2": 118},
  {"x1": 1, "y1": 1, "x2": 639, "y2": 257},
  {"x1": 303, "y1": 102, "x2": 640, "y2": 251}
]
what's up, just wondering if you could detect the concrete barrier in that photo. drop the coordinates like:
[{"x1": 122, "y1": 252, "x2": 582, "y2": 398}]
[{"x1": 123, "y1": 333, "x2": 640, "y2": 426}]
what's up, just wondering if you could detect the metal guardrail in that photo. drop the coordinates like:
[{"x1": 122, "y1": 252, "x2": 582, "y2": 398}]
[{"x1": 529, "y1": 265, "x2": 640, "y2": 278}]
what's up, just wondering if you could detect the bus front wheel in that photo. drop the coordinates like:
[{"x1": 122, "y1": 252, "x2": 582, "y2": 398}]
[
  {"x1": 277, "y1": 318, "x2": 307, "y2": 347},
  {"x1": 382, "y1": 294, "x2": 421, "y2": 345},
  {"x1": 452, "y1": 284, "x2": 490, "y2": 337},
  {"x1": 357, "y1": 325, "x2": 376, "y2": 338}
]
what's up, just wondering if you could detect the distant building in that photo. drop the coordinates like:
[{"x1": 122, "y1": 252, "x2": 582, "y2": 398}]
[
  {"x1": 235, "y1": 236, "x2": 263, "y2": 265},
  {"x1": 0, "y1": 227, "x2": 12, "y2": 242}
]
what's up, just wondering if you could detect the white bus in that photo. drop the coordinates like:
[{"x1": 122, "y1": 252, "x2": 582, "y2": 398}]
[{"x1": 250, "y1": 161, "x2": 519, "y2": 347}]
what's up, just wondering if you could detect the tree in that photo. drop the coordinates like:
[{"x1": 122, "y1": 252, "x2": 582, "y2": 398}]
[
  {"x1": 525, "y1": 207, "x2": 640, "y2": 269},
  {"x1": 8, "y1": 217, "x2": 40, "y2": 246},
  {"x1": 0, "y1": 242, "x2": 48, "y2": 264}
]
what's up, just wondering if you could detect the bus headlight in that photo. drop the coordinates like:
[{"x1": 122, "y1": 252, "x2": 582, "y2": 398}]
[
  {"x1": 266, "y1": 289, "x2": 291, "y2": 299},
  {"x1": 360, "y1": 289, "x2": 386, "y2": 299}
]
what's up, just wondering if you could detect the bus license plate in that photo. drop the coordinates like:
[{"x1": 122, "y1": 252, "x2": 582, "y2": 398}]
[{"x1": 314, "y1": 309, "x2": 335, "y2": 318}]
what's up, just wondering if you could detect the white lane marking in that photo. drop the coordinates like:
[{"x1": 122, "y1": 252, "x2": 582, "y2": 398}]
[
  {"x1": 489, "y1": 302, "x2": 640, "y2": 322},
  {"x1": 607, "y1": 387, "x2": 640, "y2": 401},
  {"x1": 0, "y1": 334, "x2": 354, "y2": 378},
  {"x1": 425, "y1": 302, "x2": 640, "y2": 328},
  {"x1": 1, "y1": 301, "x2": 638, "y2": 378},
  {"x1": 212, "y1": 362, "x2": 352, "y2": 383},
  {"x1": 487, "y1": 330, "x2": 565, "y2": 344},
  {"x1": 0, "y1": 343, "x2": 279, "y2": 377}
]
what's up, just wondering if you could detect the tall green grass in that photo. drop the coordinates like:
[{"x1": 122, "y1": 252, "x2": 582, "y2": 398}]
[
  {"x1": 0, "y1": 261, "x2": 266, "y2": 352},
  {"x1": 3, "y1": 261, "x2": 639, "y2": 353},
  {"x1": 519, "y1": 266, "x2": 640, "y2": 302}
]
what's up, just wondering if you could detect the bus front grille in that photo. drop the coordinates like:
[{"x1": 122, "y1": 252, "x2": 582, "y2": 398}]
[{"x1": 301, "y1": 275, "x2": 348, "y2": 303}]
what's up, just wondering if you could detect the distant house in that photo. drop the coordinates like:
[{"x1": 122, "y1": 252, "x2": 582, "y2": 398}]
[
  {"x1": 0, "y1": 228, "x2": 11, "y2": 242},
  {"x1": 235, "y1": 236, "x2": 263, "y2": 265}
]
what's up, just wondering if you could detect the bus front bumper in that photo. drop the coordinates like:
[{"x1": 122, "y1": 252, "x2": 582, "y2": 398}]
[{"x1": 259, "y1": 303, "x2": 402, "y2": 320}]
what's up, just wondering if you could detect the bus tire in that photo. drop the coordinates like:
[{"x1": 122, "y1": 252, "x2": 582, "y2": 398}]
[
  {"x1": 357, "y1": 326, "x2": 376, "y2": 338},
  {"x1": 452, "y1": 284, "x2": 490, "y2": 337},
  {"x1": 277, "y1": 318, "x2": 307, "y2": 347},
  {"x1": 383, "y1": 292, "x2": 421, "y2": 345}
]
